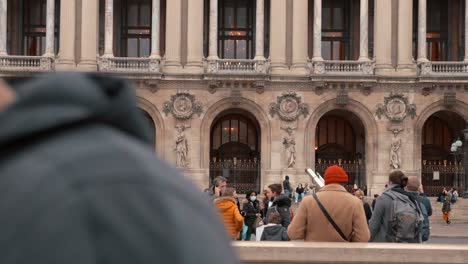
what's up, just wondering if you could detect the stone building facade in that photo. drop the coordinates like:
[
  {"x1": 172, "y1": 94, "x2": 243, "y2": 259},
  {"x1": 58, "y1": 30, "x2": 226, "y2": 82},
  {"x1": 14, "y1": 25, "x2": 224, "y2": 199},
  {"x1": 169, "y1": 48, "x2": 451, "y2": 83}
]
[{"x1": 1, "y1": 0, "x2": 468, "y2": 196}]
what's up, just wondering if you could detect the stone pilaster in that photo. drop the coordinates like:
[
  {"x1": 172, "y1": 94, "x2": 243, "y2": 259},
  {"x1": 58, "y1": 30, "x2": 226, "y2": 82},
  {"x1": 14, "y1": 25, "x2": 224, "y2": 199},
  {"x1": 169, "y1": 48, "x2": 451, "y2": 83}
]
[
  {"x1": 164, "y1": 0, "x2": 183, "y2": 72},
  {"x1": 270, "y1": 0, "x2": 288, "y2": 73},
  {"x1": 56, "y1": 0, "x2": 76, "y2": 69},
  {"x1": 417, "y1": 0, "x2": 428, "y2": 62},
  {"x1": 465, "y1": 0, "x2": 468, "y2": 62},
  {"x1": 397, "y1": 0, "x2": 416, "y2": 73},
  {"x1": 0, "y1": 0, "x2": 7, "y2": 55},
  {"x1": 44, "y1": 0, "x2": 55, "y2": 56},
  {"x1": 207, "y1": 0, "x2": 218, "y2": 60},
  {"x1": 150, "y1": 0, "x2": 161, "y2": 59},
  {"x1": 185, "y1": 0, "x2": 204, "y2": 73},
  {"x1": 77, "y1": 0, "x2": 99, "y2": 71},
  {"x1": 312, "y1": 0, "x2": 322, "y2": 61},
  {"x1": 358, "y1": 0, "x2": 369, "y2": 61},
  {"x1": 291, "y1": 0, "x2": 309, "y2": 75},
  {"x1": 103, "y1": 0, "x2": 114, "y2": 57},
  {"x1": 374, "y1": 0, "x2": 393, "y2": 74},
  {"x1": 254, "y1": 0, "x2": 265, "y2": 61}
]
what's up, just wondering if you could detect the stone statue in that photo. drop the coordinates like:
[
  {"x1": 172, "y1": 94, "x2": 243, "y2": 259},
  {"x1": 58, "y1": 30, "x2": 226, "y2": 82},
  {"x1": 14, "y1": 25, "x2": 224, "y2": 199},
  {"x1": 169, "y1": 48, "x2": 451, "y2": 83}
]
[
  {"x1": 175, "y1": 124, "x2": 189, "y2": 167},
  {"x1": 283, "y1": 128, "x2": 296, "y2": 168},
  {"x1": 390, "y1": 136, "x2": 401, "y2": 169}
]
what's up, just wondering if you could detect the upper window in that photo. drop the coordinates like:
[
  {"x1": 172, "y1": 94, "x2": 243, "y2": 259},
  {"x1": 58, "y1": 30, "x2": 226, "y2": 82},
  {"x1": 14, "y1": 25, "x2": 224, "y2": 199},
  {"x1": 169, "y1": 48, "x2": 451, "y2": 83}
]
[{"x1": 413, "y1": 0, "x2": 464, "y2": 61}]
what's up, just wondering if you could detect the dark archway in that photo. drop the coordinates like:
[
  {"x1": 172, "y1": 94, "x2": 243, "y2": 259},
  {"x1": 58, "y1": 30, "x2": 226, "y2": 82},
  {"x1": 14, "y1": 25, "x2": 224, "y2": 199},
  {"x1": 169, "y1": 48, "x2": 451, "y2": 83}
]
[
  {"x1": 209, "y1": 109, "x2": 261, "y2": 194},
  {"x1": 314, "y1": 110, "x2": 366, "y2": 191},
  {"x1": 421, "y1": 111, "x2": 465, "y2": 195},
  {"x1": 140, "y1": 110, "x2": 156, "y2": 150}
]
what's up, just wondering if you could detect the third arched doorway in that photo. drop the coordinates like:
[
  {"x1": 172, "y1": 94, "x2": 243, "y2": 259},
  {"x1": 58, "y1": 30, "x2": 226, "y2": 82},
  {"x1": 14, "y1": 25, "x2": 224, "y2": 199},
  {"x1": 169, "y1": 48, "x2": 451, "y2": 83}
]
[
  {"x1": 209, "y1": 109, "x2": 261, "y2": 194},
  {"x1": 314, "y1": 110, "x2": 366, "y2": 192}
]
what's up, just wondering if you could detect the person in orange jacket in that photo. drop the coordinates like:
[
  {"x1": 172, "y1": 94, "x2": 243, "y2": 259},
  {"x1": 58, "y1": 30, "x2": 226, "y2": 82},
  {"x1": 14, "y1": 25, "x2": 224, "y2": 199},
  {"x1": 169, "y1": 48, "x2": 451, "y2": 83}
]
[{"x1": 214, "y1": 187, "x2": 244, "y2": 239}]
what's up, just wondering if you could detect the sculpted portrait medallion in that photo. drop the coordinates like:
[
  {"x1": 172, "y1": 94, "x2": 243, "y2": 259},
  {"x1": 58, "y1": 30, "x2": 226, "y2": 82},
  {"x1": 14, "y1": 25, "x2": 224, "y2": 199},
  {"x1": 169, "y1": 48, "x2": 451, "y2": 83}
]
[
  {"x1": 375, "y1": 92, "x2": 416, "y2": 122},
  {"x1": 163, "y1": 92, "x2": 203, "y2": 120},
  {"x1": 269, "y1": 92, "x2": 309, "y2": 121}
]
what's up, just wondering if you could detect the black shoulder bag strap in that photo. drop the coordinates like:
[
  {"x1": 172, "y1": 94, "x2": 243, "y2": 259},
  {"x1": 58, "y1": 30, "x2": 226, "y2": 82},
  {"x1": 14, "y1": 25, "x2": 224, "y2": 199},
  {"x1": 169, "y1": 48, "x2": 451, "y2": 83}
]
[{"x1": 313, "y1": 193, "x2": 349, "y2": 241}]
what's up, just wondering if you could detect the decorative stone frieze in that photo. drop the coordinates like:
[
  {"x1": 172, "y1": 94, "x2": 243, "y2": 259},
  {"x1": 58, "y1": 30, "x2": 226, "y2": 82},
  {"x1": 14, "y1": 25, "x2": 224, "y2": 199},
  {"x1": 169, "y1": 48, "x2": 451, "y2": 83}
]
[
  {"x1": 230, "y1": 87, "x2": 242, "y2": 105},
  {"x1": 421, "y1": 84, "x2": 435, "y2": 96},
  {"x1": 312, "y1": 61, "x2": 325, "y2": 74},
  {"x1": 444, "y1": 91, "x2": 456, "y2": 109},
  {"x1": 251, "y1": 80, "x2": 266, "y2": 94},
  {"x1": 375, "y1": 92, "x2": 417, "y2": 122},
  {"x1": 208, "y1": 80, "x2": 222, "y2": 94},
  {"x1": 314, "y1": 82, "x2": 328, "y2": 95},
  {"x1": 163, "y1": 92, "x2": 203, "y2": 120},
  {"x1": 143, "y1": 80, "x2": 159, "y2": 93},
  {"x1": 336, "y1": 89, "x2": 349, "y2": 106},
  {"x1": 360, "y1": 83, "x2": 373, "y2": 96},
  {"x1": 269, "y1": 91, "x2": 309, "y2": 121}
]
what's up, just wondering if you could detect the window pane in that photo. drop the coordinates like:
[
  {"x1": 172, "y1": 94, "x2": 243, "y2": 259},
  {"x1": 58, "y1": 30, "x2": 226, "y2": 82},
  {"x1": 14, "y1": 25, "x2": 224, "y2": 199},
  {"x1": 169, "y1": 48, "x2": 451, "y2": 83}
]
[
  {"x1": 248, "y1": 127, "x2": 256, "y2": 150},
  {"x1": 323, "y1": 8, "x2": 331, "y2": 30},
  {"x1": 128, "y1": 4, "x2": 138, "y2": 27},
  {"x1": 239, "y1": 121, "x2": 247, "y2": 144},
  {"x1": 236, "y1": 40, "x2": 247, "y2": 59},
  {"x1": 222, "y1": 120, "x2": 230, "y2": 144},
  {"x1": 332, "y1": 41, "x2": 341, "y2": 60},
  {"x1": 140, "y1": 3, "x2": 151, "y2": 26},
  {"x1": 140, "y1": 38, "x2": 150, "y2": 57},
  {"x1": 213, "y1": 125, "x2": 221, "y2": 150},
  {"x1": 224, "y1": 40, "x2": 235, "y2": 59},
  {"x1": 237, "y1": 7, "x2": 247, "y2": 28},
  {"x1": 231, "y1": 120, "x2": 239, "y2": 142},
  {"x1": 322, "y1": 41, "x2": 331, "y2": 60},
  {"x1": 127, "y1": 38, "x2": 138, "y2": 57},
  {"x1": 333, "y1": 8, "x2": 343, "y2": 30},
  {"x1": 225, "y1": 7, "x2": 235, "y2": 28}
]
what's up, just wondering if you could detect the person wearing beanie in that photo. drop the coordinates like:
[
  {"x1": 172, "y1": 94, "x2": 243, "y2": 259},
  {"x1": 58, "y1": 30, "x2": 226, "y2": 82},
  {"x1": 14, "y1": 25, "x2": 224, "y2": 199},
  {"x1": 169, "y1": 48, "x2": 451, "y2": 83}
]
[{"x1": 287, "y1": 165, "x2": 370, "y2": 242}]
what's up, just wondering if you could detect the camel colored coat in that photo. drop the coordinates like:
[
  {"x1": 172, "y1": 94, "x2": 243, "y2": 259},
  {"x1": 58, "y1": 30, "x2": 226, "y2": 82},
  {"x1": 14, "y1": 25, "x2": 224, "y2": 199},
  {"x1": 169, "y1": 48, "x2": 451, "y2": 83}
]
[
  {"x1": 214, "y1": 197, "x2": 244, "y2": 239},
  {"x1": 288, "y1": 184, "x2": 370, "y2": 242}
]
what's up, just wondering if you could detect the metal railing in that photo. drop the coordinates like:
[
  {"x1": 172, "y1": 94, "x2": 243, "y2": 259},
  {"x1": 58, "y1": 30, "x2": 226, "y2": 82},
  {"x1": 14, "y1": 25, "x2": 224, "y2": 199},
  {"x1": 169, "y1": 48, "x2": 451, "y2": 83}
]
[
  {"x1": 315, "y1": 158, "x2": 366, "y2": 191},
  {"x1": 209, "y1": 158, "x2": 261, "y2": 194},
  {"x1": 0, "y1": 55, "x2": 54, "y2": 71},
  {"x1": 98, "y1": 57, "x2": 160, "y2": 73},
  {"x1": 421, "y1": 159, "x2": 464, "y2": 196}
]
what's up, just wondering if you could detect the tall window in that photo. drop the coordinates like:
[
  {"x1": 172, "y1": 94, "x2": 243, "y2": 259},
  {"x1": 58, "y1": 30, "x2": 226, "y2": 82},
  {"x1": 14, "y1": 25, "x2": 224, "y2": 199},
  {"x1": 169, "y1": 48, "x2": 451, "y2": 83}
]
[
  {"x1": 120, "y1": 0, "x2": 152, "y2": 57},
  {"x1": 413, "y1": 0, "x2": 464, "y2": 61},
  {"x1": 322, "y1": 0, "x2": 350, "y2": 60},
  {"x1": 21, "y1": 0, "x2": 59, "y2": 56},
  {"x1": 218, "y1": 0, "x2": 255, "y2": 59}
]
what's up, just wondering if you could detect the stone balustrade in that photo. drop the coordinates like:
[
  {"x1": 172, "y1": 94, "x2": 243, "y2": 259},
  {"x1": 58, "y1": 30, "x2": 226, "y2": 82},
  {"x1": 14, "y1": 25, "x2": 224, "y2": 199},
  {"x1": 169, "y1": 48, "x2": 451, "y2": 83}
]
[
  {"x1": 234, "y1": 241, "x2": 468, "y2": 264},
  {"x1": 420, "y1": 61, "x2": 468, "y2": 76},
  {"x1": 97, "y1": 57, "x2": 160, "y2": 73},
  {"x1": 315, "y1": 60, "x2": 375, "y2": 75},
  {"x1": 207, "y1": 59, "x2": 269, "y2": 75},
  {"x1": 0, "y1": 56, "x2": 54, "y2": 71}
]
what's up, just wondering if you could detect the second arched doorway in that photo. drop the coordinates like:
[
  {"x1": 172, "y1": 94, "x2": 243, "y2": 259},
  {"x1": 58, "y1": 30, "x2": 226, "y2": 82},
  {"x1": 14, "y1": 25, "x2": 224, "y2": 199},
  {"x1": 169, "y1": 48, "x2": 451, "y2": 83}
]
[
  {"x1": 209, "y1": 109, "x2": 261, "y2": 194},
  {"x1": 314, "y1": 110, "x2": 366, "y2": 192}
]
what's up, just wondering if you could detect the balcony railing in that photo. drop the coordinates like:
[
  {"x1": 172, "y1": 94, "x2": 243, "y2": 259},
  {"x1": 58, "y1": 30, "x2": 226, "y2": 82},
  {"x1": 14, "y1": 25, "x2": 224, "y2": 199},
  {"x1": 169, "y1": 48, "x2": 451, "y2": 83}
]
[
  {"x1": 312, "y1": 60, "x2": 375, "y2": 75},
  {"x1": 420, "y1": 61, "x2": 468, "y2": 76},
  {"x1": 0, "y1": 56, "x2": 54, "y2": 71},
  {"x1": 207, "y1": 59, "x2": 269, "y2": 74},
  {"x1": 98, "y1": 57, "x2": 160, "y2": 73}
]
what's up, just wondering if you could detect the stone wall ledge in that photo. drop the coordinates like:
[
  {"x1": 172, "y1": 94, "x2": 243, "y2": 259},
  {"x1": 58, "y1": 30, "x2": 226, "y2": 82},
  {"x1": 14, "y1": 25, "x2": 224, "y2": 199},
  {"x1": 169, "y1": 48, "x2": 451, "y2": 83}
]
[{"x1": 234, "y1": 241, "x2": 468, "y2": 264}]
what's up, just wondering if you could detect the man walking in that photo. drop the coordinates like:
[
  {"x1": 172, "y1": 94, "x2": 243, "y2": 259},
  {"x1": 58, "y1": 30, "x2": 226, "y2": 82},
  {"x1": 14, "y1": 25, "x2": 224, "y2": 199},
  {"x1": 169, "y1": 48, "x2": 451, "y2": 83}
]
[
  {"x1": 405, "y1": 177, "x2": 432, "y2": 242},
  {"x1": 283, "y1": 175, "x2": 292, "y2": 198},
  {"x1": 287, "y1": 165, "x2": 370, "y2": 242}
]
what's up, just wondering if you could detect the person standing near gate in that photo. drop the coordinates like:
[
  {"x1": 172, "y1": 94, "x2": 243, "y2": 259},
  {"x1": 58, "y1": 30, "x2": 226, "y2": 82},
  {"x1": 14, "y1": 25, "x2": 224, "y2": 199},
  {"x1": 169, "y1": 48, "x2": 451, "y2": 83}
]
[{"x1": 283, "y1": 175, "x2": 292, "y2": 198}]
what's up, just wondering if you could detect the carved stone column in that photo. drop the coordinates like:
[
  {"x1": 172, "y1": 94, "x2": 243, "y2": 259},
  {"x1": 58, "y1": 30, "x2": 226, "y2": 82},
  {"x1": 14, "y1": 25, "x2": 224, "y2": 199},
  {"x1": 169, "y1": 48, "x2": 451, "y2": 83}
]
[
  {"x1": 207, "y1": 0, "x2": 218, "y2": 60},
  {"x1": 44, "y1": 0, "x2": 55, "y2": 56},
  {"x1": 397, "y1": 0, "x2": 416, "y2": 73},
  {"x1": 270, "y1": 0, "x2": 287, "y2": 73},
  {"x1": 291, "y1": 0, "x2": 309, "y2": 75},
  {"x1": 164, "y1": 0, "x2": 183, "y2": 71},
  {"x1": 78, "y1": 0, "x2": 99, "y2": 70},
  {"x1": 150, "y1": 0, "x2": 160, "y2": 59},
  {"x1": 186, "y1": 0, "x2": 204, "y2": 72},
  {"x1": 312, "y1": 0, "x2": 322, "y2": 61},
  {"x1": 0, "y1": 0, "x2": 7, "y2": 55},
  {"x1": 56, "y1": 0, "x2": 76, "y2": 69},
  {"x1": 374, "y1": 0, "x2": 393, "y2": 74},
  {"x1": 254, "y1": 0, "x2": 265, "y2": 61},
  {"x1": 465, "y1": 1, "x2": 468, "y2": 62},
  {"x1": 358, "y1": 0, "x2": 369, "y2": 61},
  {"x1": 103, "y1": 0, "x2": 114, "y2": 57},
  {"x1": 417, "y1": 0, "x2": 428, "y2": 62}
]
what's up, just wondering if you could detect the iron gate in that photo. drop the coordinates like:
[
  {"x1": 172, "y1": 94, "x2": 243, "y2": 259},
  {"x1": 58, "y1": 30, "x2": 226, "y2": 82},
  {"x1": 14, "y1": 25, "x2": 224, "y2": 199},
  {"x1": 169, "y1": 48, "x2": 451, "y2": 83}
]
[{"x1": 209, "y1": 158, "x2": 261, "y2": 194}]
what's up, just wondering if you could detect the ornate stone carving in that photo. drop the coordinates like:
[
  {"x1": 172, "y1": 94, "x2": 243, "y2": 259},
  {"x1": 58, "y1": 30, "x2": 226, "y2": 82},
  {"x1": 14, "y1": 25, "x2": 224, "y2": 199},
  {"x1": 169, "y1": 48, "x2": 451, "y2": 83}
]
[
  {"x1": 40, "y1": 57, "x2": 53, "y2": 71},
  {"x1": 143, "y1": 80, "x2": 159, "y2": 93},
  {"x1": 98, "y1": 57, "x2": 110, "y2": 71},
  {"x1": 421, "y1": 84, "x2": 435, "y2": 96},
  {"x1": 148, "y1": 59, "x2": 160, "y2": 72},
  {"x1": 314, "y1": 82, "x2": 328, "y2": 96},
  {"x1": 208, "y1": 80, "x2": 222, "y2": 94},
  {"x1": 313, "y1": 61, "x2": 325, "y2": 74},
  {"x1": 390, "y1": 135, "x2": 402, "y2": 169},
  {"x1": 269, "y1": 91, "x2": 309, "y2": 121},
  {"x1": 174, "y1": 124, "x2": 190, "y2": 168},
  {"x1": 282, "y1": 127, "x2": 296, "y2": 169},
  {"x1": 336, "y1": 89, "x2": 349, "y2": 106},
  {"x1": 207, "y1": 60, "x2": 217, "y2": 73},
  {"x1": 163, "y1": 92, "x2": 203, "y2": 120},
  {"x1": 256, "y1": 60, "x2": 267, "y2": 74},
  {"x1": 230, "y1": 87, "x2": 242, "y2": 105},
  {"x1": 375, "y1": 92, "x2": 417, "y2": 122},
  {"x1": 252, "y1": 81, "x2": 266, "y2": 94},
  {"x1": 419, "y1": 62, "x2": 432, "y2": 75},
  {"x1": 444, "y1": 91, "x2": 456, "y2": 108},
  {"x1": 361, "y1": 61, "x2": 375, "y2": 75},
  {"x1": 360, "y1": 83, "x2": 373, "y2": 96}
]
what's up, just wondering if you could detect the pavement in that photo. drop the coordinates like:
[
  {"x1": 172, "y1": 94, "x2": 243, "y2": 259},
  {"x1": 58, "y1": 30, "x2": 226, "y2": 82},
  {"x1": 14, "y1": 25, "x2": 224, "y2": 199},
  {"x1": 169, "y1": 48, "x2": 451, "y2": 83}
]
[{"x1": 430, "y1": 223, "x2": 468, "y2": 238}]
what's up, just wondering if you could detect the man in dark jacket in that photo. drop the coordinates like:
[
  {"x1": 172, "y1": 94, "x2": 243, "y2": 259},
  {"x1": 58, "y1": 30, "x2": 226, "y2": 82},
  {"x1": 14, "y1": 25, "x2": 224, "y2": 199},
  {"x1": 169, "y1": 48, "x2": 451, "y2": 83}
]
[
  {"x1": 265, "y1": 183, "x2": 291, "y2": 228},
  {"x1": 0, "y1": 74, "x2": 238, "y2": 264},
  {"x1": 406, "y1": 177, "x2": 432, "y2": 241}
]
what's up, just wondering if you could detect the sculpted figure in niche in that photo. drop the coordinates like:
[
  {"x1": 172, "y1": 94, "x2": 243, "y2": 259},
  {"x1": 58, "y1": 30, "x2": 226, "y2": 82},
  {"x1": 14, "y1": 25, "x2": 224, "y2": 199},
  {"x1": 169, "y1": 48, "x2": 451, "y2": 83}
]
[
  {"x1": 283, "y1": 129, "x2": 296, "y2": 168},
  {"x1": 175, "y1": 125, "x2": 189, "y2": 167},
  {"x1": 390, "y1": 136, "x2": 402, "y2": 169}
]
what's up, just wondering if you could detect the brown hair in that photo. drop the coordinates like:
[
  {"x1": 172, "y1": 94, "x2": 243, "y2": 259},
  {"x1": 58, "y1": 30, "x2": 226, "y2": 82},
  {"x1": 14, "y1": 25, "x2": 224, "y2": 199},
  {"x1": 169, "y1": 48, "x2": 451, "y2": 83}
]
[
  {"x1": 389, "y1": 171, "x2": 408, "y2": 186},
  {"x1": 268, "y1": 212, "x2": 281, "y2": 224},
  {"x1": 221, "y1": 187, "x2": 236, "y2": 197},
  {"x1": 268, "y1": 183, "x2": 283, "y2": 195}
]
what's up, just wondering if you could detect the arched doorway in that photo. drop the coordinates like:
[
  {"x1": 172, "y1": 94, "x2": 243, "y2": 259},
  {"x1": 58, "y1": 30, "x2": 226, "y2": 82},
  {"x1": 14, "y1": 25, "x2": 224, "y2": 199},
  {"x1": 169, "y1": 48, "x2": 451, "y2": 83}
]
[
  {"x1": 314, "y1": 110, "x2": 366, "y2": 191},
  {"x1": 140, "y1": 110, "x2": 156, "y2": 150},
  {"x1": 421, "y1": 111, "x2": 465, "y2": 196},
  {"x1": 209, "y1": 109, "x2": 261, "y2": 194}
]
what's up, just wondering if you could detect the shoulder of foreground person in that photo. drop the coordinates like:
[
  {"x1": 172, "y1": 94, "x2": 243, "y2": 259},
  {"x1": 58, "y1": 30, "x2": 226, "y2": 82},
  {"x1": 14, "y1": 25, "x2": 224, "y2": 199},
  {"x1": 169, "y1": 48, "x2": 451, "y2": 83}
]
[{"x1": 0, "y1": 127, "x2": 239, "y2": 264}]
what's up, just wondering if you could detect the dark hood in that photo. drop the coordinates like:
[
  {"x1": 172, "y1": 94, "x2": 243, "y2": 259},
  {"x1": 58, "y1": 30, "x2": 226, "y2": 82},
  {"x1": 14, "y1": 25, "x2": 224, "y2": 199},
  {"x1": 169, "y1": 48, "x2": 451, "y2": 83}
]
[
  {"x1": 264, "y1": 225, "x2": 284, "y2": 235},
  {"x1": 273, "y1": 194, "x2": 291, "y2": 207},
  {"x1": 0, "y1": 73, "x2": 151, "y2": 148}
]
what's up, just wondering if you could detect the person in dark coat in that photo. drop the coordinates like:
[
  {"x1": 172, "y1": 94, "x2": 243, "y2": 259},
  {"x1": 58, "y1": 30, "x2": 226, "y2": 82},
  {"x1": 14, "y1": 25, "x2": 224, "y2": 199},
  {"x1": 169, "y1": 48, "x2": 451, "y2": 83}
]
[
  {"x1": 260, "y1": 212, "x2": 289, "y2": 241},
  {"x1": 0, "y1": 74, "x2": 238, "y2": 264},
  {"x1": 265, "y1": 183, "x2": 292, "y2": 228},
  {"x1": 242, "y1": 191, "x2": 261, "y2": 241},
  {"x1": 355, "y1": 190, "x2": 372, "y2": 224}
]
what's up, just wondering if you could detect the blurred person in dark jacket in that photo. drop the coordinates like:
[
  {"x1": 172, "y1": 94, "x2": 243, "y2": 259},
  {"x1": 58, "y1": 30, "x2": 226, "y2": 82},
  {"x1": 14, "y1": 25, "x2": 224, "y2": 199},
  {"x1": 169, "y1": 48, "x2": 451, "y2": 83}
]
[{"x1": 0, "y1": 74, "x2": 238, "y2": 264}]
